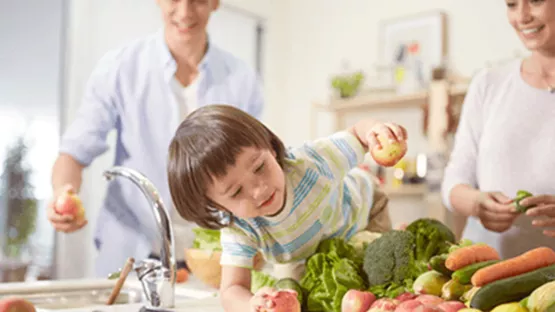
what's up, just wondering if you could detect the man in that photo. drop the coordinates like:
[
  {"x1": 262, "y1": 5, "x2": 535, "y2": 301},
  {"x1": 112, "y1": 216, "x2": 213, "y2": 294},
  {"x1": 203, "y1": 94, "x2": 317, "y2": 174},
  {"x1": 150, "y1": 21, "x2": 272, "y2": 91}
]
[{"x1": 47, "y1": 0, "x2": 264, "y2": 277}]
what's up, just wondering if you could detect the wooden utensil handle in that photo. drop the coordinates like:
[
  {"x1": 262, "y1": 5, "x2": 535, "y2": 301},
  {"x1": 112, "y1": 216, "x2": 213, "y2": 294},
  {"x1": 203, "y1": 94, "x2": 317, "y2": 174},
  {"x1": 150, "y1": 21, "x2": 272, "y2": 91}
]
[{"x1": 106, "y1": 257, "x2": 135, "y2": 305}]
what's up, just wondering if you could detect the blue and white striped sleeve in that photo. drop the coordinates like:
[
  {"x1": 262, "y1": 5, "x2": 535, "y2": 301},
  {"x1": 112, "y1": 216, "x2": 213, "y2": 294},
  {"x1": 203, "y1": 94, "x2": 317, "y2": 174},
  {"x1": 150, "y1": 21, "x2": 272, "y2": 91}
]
[
  {"x1": 59, "y1": 53, "x2": 120, "y2": 166},
  {"x1": 292, "y1": 131, "x2": 367, "y2": 181},
  {"x1": 220, "y1": 223, "x2": 260, "y2": 269}
]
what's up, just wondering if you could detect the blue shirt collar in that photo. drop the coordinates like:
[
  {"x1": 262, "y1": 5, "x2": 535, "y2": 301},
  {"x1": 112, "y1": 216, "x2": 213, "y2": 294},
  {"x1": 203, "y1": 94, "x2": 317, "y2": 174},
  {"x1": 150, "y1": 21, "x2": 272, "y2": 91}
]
[{"x1": 156, "y1": 29, "x2": 214, "y2": 84}]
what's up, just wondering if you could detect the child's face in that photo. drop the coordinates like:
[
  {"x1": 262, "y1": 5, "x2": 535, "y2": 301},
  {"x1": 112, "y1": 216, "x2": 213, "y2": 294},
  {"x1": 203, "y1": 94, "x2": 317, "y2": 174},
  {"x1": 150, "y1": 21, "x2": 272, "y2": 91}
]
[{"x1": 206, "y1": 147, "x2": 286, "y2": 219}]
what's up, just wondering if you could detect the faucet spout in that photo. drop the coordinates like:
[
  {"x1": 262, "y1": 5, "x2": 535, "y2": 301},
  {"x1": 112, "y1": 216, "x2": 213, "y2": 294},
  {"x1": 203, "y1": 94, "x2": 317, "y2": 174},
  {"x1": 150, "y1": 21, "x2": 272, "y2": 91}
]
[{"x1": 103, "y1": 166, "x2": 176, "y2": 309}]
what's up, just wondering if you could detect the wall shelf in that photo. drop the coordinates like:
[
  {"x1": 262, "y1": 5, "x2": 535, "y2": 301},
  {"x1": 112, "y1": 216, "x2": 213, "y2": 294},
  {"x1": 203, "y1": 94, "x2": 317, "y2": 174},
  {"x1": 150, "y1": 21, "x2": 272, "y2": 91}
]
[
  {"x1": 313, "y1": 83, "x2": 468, "y2": 114},
  {"x1": 383, "y1": 184, "x2": 428, "y2": 197}
]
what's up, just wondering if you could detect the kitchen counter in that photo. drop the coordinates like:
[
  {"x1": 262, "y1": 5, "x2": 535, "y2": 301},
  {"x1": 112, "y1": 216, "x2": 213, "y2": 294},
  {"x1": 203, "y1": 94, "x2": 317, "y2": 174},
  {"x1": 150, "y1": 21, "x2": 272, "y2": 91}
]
[
  {"x1": 34, "y1": 297, "x2": 224, "y2": 312},
  {"x1": 0, "y1": 276, "x2": 224, "y2": 312}
]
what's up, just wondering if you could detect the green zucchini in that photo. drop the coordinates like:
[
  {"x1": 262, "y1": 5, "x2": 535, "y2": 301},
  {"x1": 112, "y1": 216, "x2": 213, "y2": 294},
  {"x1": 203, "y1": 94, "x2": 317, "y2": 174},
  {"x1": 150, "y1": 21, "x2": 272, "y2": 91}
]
[
  {"x1": 470, "y1": 264, "x2": 555, "y2": 311},
  {"x1": 429, "y1": 254, "x2": 453, "y2": 277},
  {"x1": 452, "y1": 260, "x2": 500, "y2": 284}
]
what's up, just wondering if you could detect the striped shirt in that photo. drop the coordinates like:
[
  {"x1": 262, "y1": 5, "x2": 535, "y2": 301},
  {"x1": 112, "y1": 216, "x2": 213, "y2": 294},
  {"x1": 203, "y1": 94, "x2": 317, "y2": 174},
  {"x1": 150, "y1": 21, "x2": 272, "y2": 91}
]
[{"x1": 220, "y1": 131, "x2": 375, "y2": 268}]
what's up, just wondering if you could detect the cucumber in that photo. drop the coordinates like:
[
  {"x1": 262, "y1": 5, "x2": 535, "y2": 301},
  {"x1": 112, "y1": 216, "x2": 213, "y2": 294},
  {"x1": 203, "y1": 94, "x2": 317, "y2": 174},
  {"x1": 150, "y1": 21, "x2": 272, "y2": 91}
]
[
  {"x1": 429, "y1": 254, "x2": 453, "y2": 277},
  {"x1": 470, "y1": 263, "x2": 555, "y2": 311},
  {"x1": 452, "y1": 260, "x2": 500, "y2": 285}
]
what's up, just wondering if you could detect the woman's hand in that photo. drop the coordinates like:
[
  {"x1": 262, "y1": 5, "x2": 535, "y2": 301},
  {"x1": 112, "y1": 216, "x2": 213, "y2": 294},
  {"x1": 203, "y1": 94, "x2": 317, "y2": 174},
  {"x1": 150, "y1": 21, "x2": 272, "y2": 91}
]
[
  {"x1": 473, "y1": 191, "x2": 520, "y2": 233},
  {"x1": 522, "y1": 195, "x2": 555, "y2": 237}
]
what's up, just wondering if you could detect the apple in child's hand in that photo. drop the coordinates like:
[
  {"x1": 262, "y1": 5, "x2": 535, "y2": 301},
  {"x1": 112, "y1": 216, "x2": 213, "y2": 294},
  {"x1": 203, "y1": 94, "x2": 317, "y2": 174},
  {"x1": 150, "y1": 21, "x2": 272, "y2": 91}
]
[
  {"x1": 370, "y1": 134, "x2": 407, "y2": 167},
  {"x1": 55, "y1": 189, "x2": 85, "y2": 221},
  {"x1": 341, "y1": 289, "x2": 376, "y2": 312},
  {"x1": 260, "y1": 290, "x2": 301, "y2": 312}
]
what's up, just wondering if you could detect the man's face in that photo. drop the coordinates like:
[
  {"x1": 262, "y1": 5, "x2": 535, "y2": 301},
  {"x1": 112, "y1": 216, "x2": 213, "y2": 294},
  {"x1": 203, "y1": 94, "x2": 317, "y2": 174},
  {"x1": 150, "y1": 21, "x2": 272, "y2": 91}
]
[{"x1": 157, "y1": 0, "x2": 219, "y2": 44}]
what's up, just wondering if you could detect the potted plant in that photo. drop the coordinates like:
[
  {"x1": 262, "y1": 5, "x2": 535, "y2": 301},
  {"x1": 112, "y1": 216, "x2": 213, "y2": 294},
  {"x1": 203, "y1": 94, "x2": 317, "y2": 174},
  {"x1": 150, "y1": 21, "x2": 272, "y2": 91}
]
[
  {"x1": 0, "y1": 137, "x2": 37, "y2": 281},
  {"x1": 331, "y1": 70, "x2": 365, "y2": 99}
]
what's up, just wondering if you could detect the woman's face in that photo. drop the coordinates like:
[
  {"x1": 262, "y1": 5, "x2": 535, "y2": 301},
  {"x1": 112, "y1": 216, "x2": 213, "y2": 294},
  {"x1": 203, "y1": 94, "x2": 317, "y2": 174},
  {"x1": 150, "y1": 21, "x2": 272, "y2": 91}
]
[{"x1": 506, "y1": 0, "x2": 555, "y2": 53}]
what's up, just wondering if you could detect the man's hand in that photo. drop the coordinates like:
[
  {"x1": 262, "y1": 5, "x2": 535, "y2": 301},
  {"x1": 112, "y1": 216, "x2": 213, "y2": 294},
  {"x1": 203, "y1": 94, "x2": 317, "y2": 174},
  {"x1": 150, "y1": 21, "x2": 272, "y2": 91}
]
[{"x1": 47, "y1": 184, "x2": 87, "y2": 233}]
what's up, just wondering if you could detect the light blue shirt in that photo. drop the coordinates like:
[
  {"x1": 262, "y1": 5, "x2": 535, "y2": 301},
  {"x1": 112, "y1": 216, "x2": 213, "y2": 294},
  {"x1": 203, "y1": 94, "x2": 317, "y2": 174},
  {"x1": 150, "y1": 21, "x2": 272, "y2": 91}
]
[{"x1": 59, "y1": 30, "x2": 264, "y2": 277}]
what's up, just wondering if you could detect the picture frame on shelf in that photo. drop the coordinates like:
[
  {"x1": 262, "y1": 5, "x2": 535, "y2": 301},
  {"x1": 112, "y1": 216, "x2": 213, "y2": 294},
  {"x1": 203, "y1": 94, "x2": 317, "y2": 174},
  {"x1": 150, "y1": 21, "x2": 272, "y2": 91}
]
[{"x1": 378, "y1": 11, "x2": 447, "y2": 94}]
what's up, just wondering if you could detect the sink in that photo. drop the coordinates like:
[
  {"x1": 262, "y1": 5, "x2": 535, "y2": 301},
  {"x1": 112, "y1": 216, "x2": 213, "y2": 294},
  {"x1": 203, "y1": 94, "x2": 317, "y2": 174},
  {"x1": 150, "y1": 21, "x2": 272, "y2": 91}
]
[
  {"x1": 0, "y1": 278, "x2": 218, "y2": 311},
  {"x1": 0, "y1": 279, "x2": 146, "y2": 310},
  {"x1": 1, "y1": 286, "x2": 143, "y2": 310}
]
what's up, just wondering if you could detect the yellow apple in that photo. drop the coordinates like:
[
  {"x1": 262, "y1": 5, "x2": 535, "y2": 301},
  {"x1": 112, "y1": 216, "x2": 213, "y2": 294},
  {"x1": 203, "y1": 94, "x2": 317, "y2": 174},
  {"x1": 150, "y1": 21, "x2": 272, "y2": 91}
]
[{"x1": 370, "y1": 134, "x2": 407, "y2": 167}]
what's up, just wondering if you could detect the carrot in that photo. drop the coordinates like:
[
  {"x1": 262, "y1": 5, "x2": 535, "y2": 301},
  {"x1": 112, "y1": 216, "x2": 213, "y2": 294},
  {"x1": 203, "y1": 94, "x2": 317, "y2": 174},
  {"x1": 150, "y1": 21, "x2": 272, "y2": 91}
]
[
  {"x1": 471, "y1": 246, "x2": 555, "y2": 287},
  {"x1": 445, "y1": 244, "x2": 501, "y2": 271}
]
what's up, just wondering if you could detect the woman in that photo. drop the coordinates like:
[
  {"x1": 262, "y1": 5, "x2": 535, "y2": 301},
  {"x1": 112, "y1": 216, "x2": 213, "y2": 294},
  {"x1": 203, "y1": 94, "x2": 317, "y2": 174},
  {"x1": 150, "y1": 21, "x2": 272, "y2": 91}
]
[{"x1": 442, "y1": 0, "x2": 555, "y2": 259}]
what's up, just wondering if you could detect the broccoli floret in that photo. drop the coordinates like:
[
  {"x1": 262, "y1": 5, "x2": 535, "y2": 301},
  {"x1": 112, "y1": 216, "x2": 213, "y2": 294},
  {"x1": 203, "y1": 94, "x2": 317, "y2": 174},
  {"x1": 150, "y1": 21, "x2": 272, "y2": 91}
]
[
  {"x1": 363, "y1": 230, "x2": 418, "y2": 287},
  {"x1": 406, "y1": 218, "x2": 456, "y2": 264}
]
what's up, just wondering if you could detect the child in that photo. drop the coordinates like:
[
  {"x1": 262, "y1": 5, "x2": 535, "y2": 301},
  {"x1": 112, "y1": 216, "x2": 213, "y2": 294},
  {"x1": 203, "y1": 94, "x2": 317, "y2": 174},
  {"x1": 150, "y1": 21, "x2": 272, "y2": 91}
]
[{"x1": 166, "y1": 104, "x2": 408, "y2": 311}]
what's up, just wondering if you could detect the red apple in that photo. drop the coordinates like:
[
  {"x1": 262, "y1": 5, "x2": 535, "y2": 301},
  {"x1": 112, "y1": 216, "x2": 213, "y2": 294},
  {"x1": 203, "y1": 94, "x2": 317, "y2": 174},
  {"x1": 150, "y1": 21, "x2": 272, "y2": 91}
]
[
  {"x1": 0, "y1": 297, "x2": 36, "y2": 312},
  {"x1": 368, "y1": 298, "x2": 399, "y2": 311},
  {"x1": 415, "y1": 295, "x2": 444, "y2": 306},
  {"x1": 395, "y1": 299, "x2": 423, "y2": 311},
  {"x1": 395, "y1": 292, "x2": 417, "y2": 302},
  {"x1": 341, "y1": 289, "x2": 376, "y2": 312},
  {"x1": 55, "y1": 190, "x2": 85, "y2": 221},
  {"x1": 413, "y1": 305, "x2": 443, "y2": 312},
  {"x1": 370, "y1": 134, "x2": 407, "y2": 167},
  {"x1": 437, "y1": 301, "x2": 467, "y2": 312}
]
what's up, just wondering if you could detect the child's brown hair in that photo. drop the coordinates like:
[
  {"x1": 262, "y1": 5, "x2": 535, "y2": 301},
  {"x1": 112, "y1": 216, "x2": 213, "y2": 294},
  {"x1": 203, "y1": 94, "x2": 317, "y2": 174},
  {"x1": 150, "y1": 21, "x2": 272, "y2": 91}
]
[{"x1": 167, "y1": 104, "x2": 286, "y2": 229}]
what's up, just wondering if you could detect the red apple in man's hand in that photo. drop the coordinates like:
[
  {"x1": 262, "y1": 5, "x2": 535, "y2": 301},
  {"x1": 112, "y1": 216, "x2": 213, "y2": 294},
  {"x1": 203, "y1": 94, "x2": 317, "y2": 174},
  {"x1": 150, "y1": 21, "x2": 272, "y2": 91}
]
[
  {"x1": 55, "y1": 189, "x2": 85, "y2": 221},
  {"x1": 341, "y1": 289, "x2": 376, "y2": 312},
  {"x1": 370, "y1": 134, "x2": 407, "y2": 167}
]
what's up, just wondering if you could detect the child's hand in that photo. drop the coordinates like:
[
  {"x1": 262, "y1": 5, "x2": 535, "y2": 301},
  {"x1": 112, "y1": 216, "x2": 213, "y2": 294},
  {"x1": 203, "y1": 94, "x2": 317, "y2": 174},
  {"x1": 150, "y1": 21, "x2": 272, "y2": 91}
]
[
  {"x1": 366, "y1": 122, "x2": 407, "y2": 151},
  {"x1": 250, "y1": 287, "x2": 276, "y2": 312},
  {"x1": 362, "y1": 121, "x2": 408, "y2": 167}
]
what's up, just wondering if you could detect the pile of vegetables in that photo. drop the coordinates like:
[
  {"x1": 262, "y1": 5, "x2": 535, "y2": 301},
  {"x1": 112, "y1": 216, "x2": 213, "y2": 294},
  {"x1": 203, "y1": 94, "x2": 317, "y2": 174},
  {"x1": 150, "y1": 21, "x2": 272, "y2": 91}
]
[
  {"x1": 193, "y1": 216, "x2": 555, "y2": 312},
  {"x1": 379, "y1": 238, "x2": 555, "y2": 312},
  {"x1": 363, "y1": 218, "x2": 457, "y2": 299},
  {"x1": 299, "y1": 238, "x2": 367, "y2": 311},
  {"x1": 282, "y1": 218, "x2": 458, "y2": 311}
]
